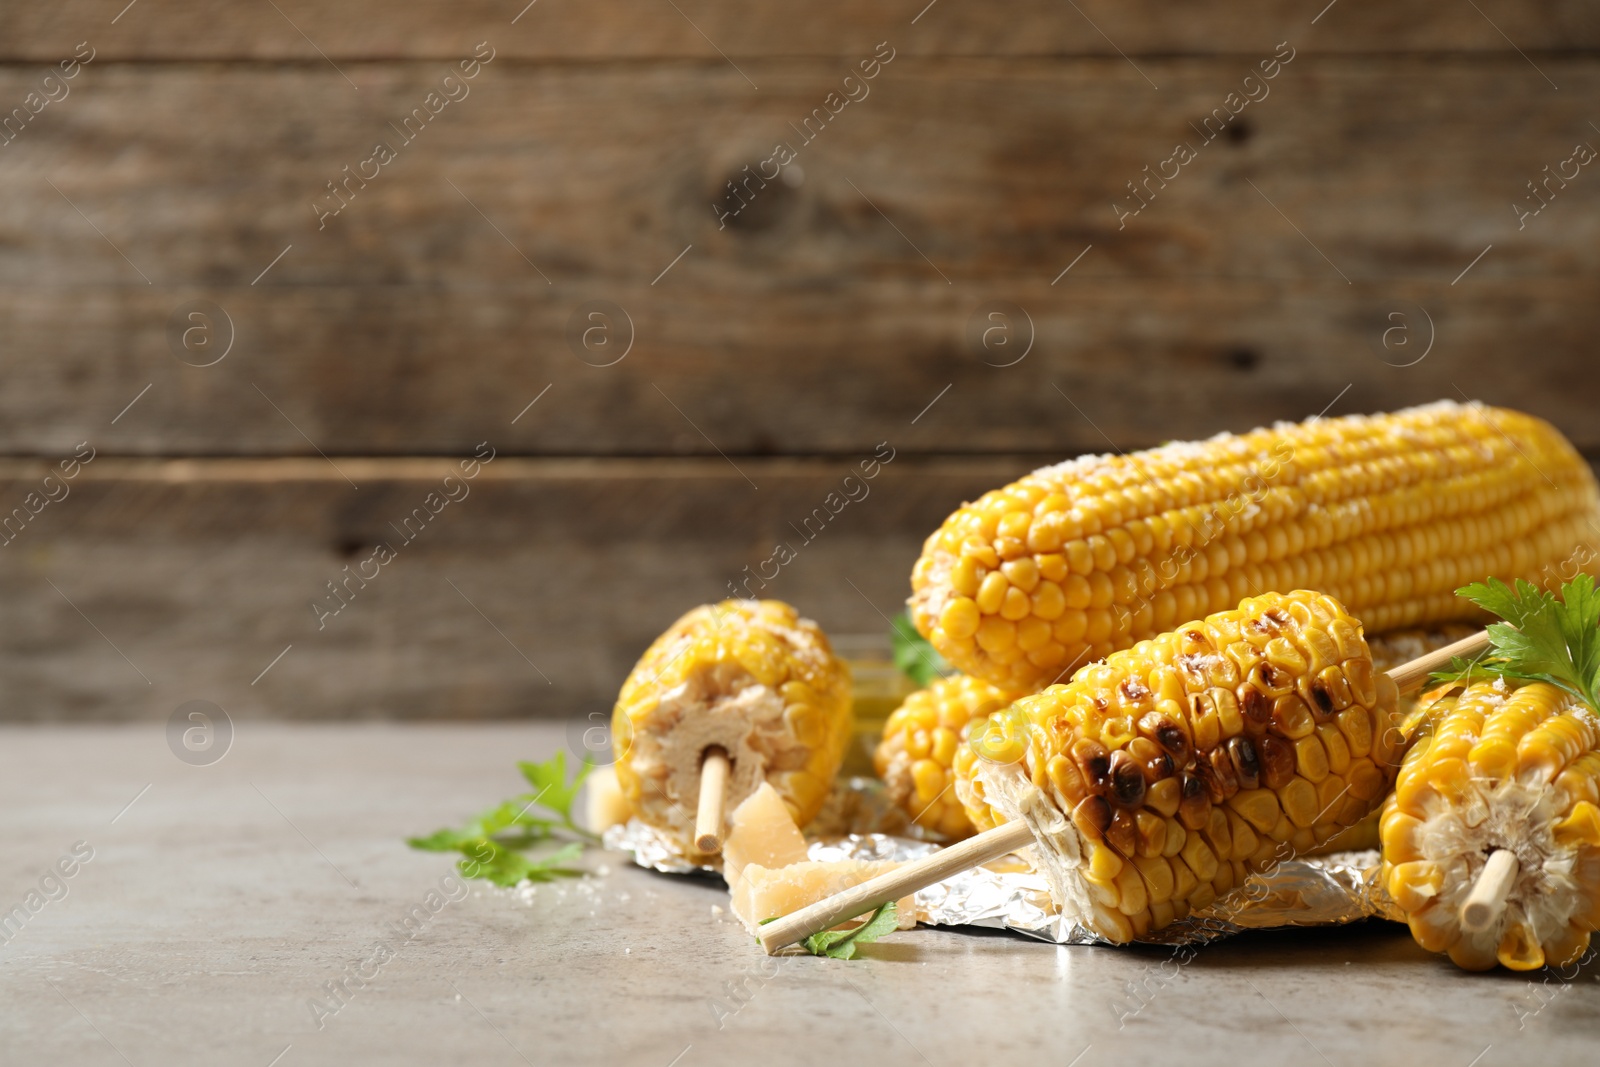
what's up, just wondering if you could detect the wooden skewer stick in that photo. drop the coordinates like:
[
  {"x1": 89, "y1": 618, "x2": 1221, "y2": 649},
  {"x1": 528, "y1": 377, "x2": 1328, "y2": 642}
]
[
  {"x1": 1385, "y1": 630, "x2": 1490, "y2": 695},
  {"x1": 695, "y1": 747, "x2": 731, "y2": 854},
  {"x1": 1460, "y1": 849, "x2": 1519, "y2": 933},
  {"x1": 759, "y1": 820, "x2": 1033, "y2": 953},
  {"x1": 758, "y1": 631, "x2": 1492, "y2": 953}
]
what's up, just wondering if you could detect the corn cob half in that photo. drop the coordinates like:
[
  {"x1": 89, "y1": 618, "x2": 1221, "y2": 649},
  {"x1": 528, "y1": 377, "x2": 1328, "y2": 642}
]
[
  {"x1": 954, "y1": 590, "x2": 1402, "y2": 943},
  {"x1": 612, "y1": 600, "x2": 852, "y2": 853},
  {"x1": 911, "y1": 401, "x2": 1599, "y2": 693},
  {"x1": 1380, "y1": 679, "x2": 1600, "y2": 970},
  {"x1": 874, "y1": 674, "x2": 1019, "y2": 839}
]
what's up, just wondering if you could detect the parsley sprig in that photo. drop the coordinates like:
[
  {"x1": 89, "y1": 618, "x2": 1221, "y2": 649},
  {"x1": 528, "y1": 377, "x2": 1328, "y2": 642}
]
[
  {"x1": 761, "y1": 901, "x2": 900, "y2": 960},
  {"x1": 1430, "y1": 575, "x2": 1600, "y2": 711},
  {"x1": 892, "y1": 611, "x2": 949, "y2": 688},
  {"x1": 408, "y1": 751, "x2": 599, "y2": 886}
]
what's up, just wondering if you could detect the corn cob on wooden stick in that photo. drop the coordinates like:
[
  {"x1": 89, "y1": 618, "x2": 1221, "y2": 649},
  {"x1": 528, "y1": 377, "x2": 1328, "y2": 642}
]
[
  {"x1": 910, "y1": 401, "x2": 1598, "y2": 694},
  {"x1": 1381, "y1": 679, "x2": 1600, "y2": 970},
  {"x1": 760, "y1": 591, "x2": 1483, "y2": 953},
  {"x1": 874, "y1": 624, "x2": 1481, "y2": 845},
  {"x1": 611, "y1": 600, "x2": 852, "y2": 857}
]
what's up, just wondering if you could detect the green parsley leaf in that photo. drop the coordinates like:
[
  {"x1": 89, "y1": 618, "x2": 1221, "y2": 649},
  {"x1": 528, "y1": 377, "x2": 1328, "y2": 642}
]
[
  {"x1": 892, "y1": 611, "x2": 949, "y2": 688},
  {"x1": 1431, "y1": 576, "x2": 1600, "y2": 711},
  {"x1": 408, "y1": 751, "x2": 598, "y2": 885},
  {"x1": 800, "y1": 901, "x2": 899, "y2": 960},
  {"x1": 518, "y1": 751, "x2": 594, "y2": 836}
]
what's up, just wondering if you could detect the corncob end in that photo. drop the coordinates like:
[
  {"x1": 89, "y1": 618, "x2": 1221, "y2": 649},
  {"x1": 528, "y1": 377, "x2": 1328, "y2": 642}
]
[
  {"x1": 611, "y1": 600, "x2": 853, "y2": 853},
  {"x1": 1381, "y1": 679, "x2": 1600, "y2": 971}
]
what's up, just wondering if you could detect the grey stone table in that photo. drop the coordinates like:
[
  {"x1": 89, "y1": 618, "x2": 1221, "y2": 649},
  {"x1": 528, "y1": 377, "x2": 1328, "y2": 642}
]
[{"x1": 3, "y1": 723, "x2": 1597, "y2": 1067}]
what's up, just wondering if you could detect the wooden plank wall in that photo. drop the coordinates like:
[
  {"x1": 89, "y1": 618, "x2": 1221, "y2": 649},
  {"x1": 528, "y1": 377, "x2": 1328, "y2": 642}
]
[{"x1": 0, "y1": 1, "x2": 1595, "y2": 720}]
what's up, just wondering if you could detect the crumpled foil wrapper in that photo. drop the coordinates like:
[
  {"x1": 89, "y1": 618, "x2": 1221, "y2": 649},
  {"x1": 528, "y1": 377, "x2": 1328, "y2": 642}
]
[{"x1": 601, "y1": 777, "x2": 1402, "y2": 946}]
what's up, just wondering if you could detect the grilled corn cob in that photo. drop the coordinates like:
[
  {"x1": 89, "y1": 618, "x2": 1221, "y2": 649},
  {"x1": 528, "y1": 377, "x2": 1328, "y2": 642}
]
[
  {"x1": 1380, "y1": 679, "x2": 1600, "y2": 970},
  {"x1": 874, "y1": 675, "x2": 1019, "y2": 839},
  {"x1": 911, "y1": 401, "x2": 1599, "y2": 693},
  {"x1": 953, "y1": 590, "x2": 1402, "y2": 943},
  {"x1": 880, "y1": 623, "x2": 1473, "y2": 845},
  {"x1": 611, "y1": 600, "x2": 852, "y2": 854}
]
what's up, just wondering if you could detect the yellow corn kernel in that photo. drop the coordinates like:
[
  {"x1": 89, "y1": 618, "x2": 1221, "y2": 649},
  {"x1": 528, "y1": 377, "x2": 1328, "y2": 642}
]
[
  {"x1": 940, "y1": 598, "x2": 981, "y2": 640},
  {"x1": 1386, "y1": 861, "x2": 1443, "y2": 913},
  {"x1": 975, "y1": 571, "x2": 1008, "y2": 614},
  {"x1": 1226, "y1": 810, "x2": 1260, "y2": 860},
  {"x1": 1281, "y1": 778, "x2": 1319, "y2": 828},
  {"x1": 1135, "y1": 810, "x2": 1166, "y2": 859},
  {"x1": 1228, "y1": 789, "x2": 1282, "y2": 834},
  {"x1": 1203, "y1": 806, "x2": 1234, "y2": 861},
  {"x1": 1498, "y1": 915, "x2": 1547, "y2": 972},
  {"x1": 1346, "y1": 758, "x2": 1388, "y2": 802},
  {"x1": 1087, "y1": 842, "x2": 1124, "y2": 882},
  {"x1": 1114, "y1": 862, "x2": 1149, "y2": 916},
  {"x1": 1543, "y1": 924, "x2": 1591, "y2": 971},
  {"x1": 1337, "y1": 705, "x2": 1373, "y2": 757},
  {"x1": 1316, "y1": 724, "x2": 1351, "y2": 776},
  {"x1": 1133, "y1": 854, "x2": 1176, "y2": 904},
  {"x1": 1518, "y1": 712, "x2": 1599, "y2": 784},
  {"x1": 1555, "y1": 801, "x2": 1600, "y2": 849},
  {"x1": 1408, "y1": 904, "x2": 1459, "y2": 954},
  {"x1": 1294, "y1": 735, "x2": 1330, "y2": 783},
  {"x1": 1180, "y1": 832, "x2": 1219, "y2": 883},
  {"x1": 1146, "y1": 777, "x2": 1181, "y2": 818}
]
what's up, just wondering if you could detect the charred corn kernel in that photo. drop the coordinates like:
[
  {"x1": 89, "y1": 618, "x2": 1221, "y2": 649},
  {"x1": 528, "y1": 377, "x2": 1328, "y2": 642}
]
[
  {"x1": 911, "y1": 402, "x2": 1600, "y2": 692},
  {"x1": 1381, "y1": 679, "x2": 1600, "y2": 972},
  {"x1": 957, "y1": 590, "x2": 1399, "y2": 942},
  {"x1": 612, "y1": 600, "x2": 852, "y2": 853},
  {"x1": 880, "y1": 674, "x2": 1020, "y2": 839}
]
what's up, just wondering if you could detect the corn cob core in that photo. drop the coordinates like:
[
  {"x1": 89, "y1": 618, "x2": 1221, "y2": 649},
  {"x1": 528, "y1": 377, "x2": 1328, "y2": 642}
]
[
  {"x1": 911, "y1": 401, "x2": 1599, "y2": 693},
  {"x1": 954, "y1": 590, "x2": 1401, "y2": 943},
  {"x1": 611, "y1": 600, "x2": 852, "y2": 854},
  {"x1": 874, "y1": 675, "x2": 1019, "y2": 840},
  {"x1": 1380, "y1": 679, "x2": 1600, "y2": 971}
]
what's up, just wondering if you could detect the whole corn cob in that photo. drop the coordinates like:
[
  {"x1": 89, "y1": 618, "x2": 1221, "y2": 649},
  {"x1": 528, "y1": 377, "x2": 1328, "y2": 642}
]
[
  {"x1": 1380, "y1": 679, "x2": 1600, "y2": 970},
  {"x1": 953, "y1": 590, "x2": 1402, "y2": 943},
  {"x1": 874, "y1": 675, "x2": 1019, "y2": 839},
  {"x1": 611, "y1": 600, "x2": 852, "y2": 854},
  {"x1": 911, "y1": 401, "x2": 1599, "y2": 693}
]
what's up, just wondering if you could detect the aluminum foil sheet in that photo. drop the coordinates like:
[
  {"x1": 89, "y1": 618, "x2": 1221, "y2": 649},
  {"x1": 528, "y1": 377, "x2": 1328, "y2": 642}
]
[{"x1": 601, "y1": 777, "x2": 1401, "y2": 946}]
